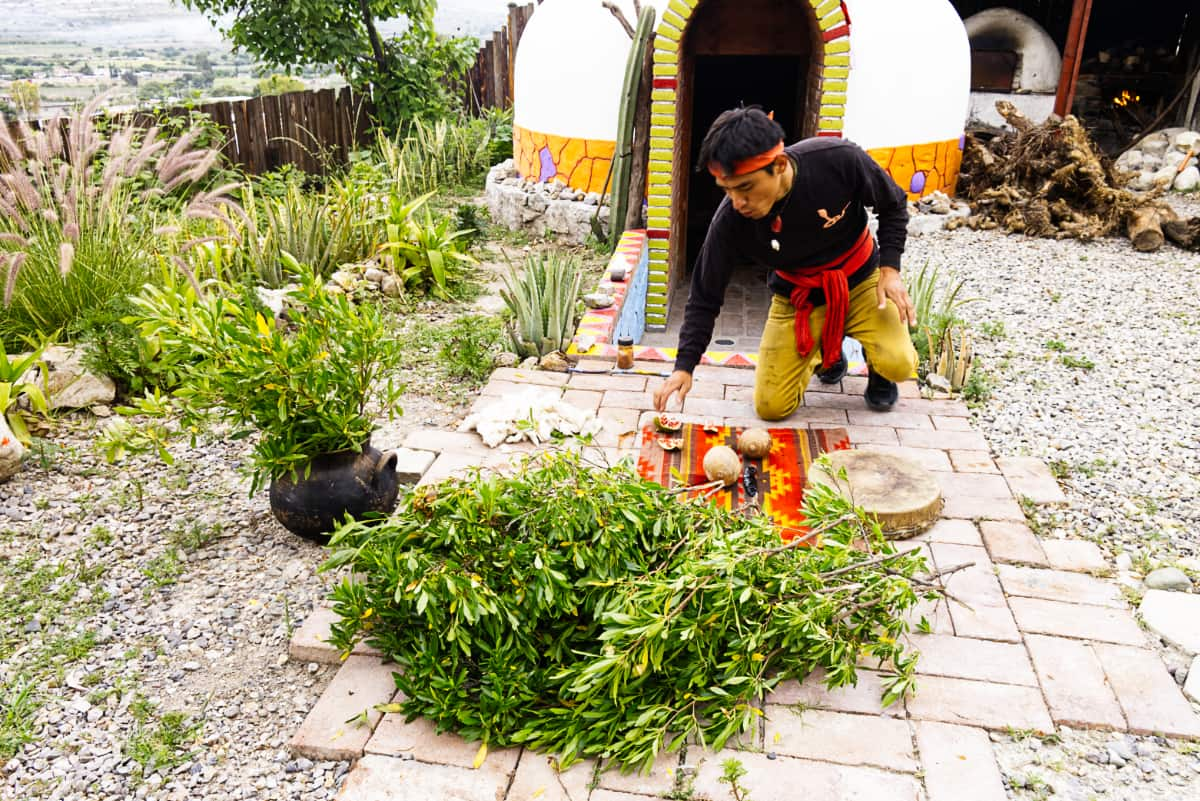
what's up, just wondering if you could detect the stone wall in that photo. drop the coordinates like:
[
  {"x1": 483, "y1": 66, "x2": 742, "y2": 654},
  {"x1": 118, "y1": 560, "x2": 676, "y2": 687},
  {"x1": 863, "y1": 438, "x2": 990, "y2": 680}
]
[{"x1": 485, "y1": 160, "x2": 611, "y2": 245}]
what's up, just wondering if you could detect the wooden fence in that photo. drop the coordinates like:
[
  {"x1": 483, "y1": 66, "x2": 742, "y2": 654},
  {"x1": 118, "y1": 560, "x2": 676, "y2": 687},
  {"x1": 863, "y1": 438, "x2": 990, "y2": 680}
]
[{"x1": 463, "y1": 2, "x2": 538, "y2": 114}]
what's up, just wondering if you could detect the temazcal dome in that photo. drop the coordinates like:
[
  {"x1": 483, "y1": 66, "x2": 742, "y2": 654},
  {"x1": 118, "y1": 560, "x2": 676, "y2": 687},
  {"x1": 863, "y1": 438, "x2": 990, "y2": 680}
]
[{"x1": 512, "y1": 0, "x2": 971, "y2": 199}]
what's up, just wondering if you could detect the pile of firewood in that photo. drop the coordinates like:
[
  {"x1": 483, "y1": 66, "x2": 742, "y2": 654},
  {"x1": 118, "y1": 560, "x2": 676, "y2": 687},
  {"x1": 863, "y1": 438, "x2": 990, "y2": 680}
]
[{"x1": 950, "y1": 101, "x2": 1199, "y2": 252}]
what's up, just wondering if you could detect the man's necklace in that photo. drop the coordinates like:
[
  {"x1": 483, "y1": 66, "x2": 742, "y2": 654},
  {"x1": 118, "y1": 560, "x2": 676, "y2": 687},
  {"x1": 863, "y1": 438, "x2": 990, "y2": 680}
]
[{"x1": 769, "y1": 157, "x2": 797, "y2": 252}]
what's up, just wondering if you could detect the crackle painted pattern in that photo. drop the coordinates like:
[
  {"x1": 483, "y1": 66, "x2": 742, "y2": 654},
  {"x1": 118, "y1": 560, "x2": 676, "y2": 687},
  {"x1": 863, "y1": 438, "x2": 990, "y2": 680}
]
[
  {"x1": 513, "y1": 125, "x2": 616, "y2": 195},
  {"x1": 644, "y1": 0, "x2": 854, "y2": 330},
  {"x1": 868, "y1": 136, "x2": 965, "y2": 201}
]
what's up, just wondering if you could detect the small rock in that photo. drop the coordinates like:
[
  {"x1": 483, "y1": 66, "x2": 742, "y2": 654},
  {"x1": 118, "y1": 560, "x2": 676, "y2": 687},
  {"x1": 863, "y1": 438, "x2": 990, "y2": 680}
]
[
  {"x1": 1173, "y1": 130, "x2": 1200, "y2": 152},
  {"x1": 1144, "y1": 567, "x2": 1193, "y2": 592},
  {"x1": 583, "y1": 192, "x2": 601, "y2": 206},
  {"x1": 363, "y1": 268, "x2": 385, "y2": 285},
  {"x1": 1139, "y1": 132, "x2": 1170, "y2": 157},
  {"x1": 538, "y1": 351, "x2": 570, "y2": 373},
  {"x1": 1106, "y1": 746, "x2": 1128, "y2": 767},
  {"x1": 492, "y1": 352, "x2": 518, "y2": 368},
  {"x1": 1110, "y1": 739, "x2": 1135, "y2": 762},
  {"x1": 1116, "y1": 552, "x2": 1134, "y2": 571},
  {"x1": 91, "y1": 404, "x2": 113, "y2": 418},
  {"x1": 1174, "y1": 166, "x2": 1199, "y2": 193},
  {"x1": 519, "y1": 357, "x2": 539, "y2": 370},
  {"x1": 380, "y1": 275, "x2": 401, "y2": 298},
  {"x1": 183, "y1": 661, "x2": 201, "y2": 671},
  {"x1": 582, "y1": 291, "x2": 614, "y2": 309}
]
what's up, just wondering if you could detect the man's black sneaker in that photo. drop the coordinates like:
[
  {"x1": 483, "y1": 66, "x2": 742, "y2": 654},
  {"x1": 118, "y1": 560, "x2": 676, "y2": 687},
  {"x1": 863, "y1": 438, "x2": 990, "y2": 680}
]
[
  {"x1": 816, "y1": 353, "x2": 848, "y2": 384},
  {"x1": 864, "y1": 368, "x2": 899, "y2": 412}
]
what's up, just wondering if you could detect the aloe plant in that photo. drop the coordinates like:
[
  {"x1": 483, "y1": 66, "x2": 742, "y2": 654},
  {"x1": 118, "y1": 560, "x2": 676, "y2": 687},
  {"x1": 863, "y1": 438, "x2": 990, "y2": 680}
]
[{"x1": 500, "y1": 252, "x2": 583, "y2": 358}]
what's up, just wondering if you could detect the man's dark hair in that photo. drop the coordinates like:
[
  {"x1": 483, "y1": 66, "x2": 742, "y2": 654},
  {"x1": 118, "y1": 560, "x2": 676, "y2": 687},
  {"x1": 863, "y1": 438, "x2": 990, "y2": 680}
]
[{"x1": 696, "y1": 107, "x2": 786, "y2": 176}]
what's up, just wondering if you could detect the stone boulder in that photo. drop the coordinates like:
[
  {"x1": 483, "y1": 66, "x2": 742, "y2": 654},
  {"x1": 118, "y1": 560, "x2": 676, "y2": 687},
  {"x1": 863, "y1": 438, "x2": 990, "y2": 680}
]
[
  {"x1": 1174, "y1": 165, "x2": 1200, "y2": 193},
  {"x1": 23, "y1": 345, "x2": 116, "y2": 410}
]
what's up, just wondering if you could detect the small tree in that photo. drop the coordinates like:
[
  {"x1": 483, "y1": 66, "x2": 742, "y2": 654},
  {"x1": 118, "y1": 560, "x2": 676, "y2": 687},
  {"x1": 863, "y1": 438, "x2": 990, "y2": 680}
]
[
  {"x1": 8, "y1": 80, "x2": 39, "y2": 118},
  {"x1": 179, "y1": 0, "x2": 476, "y2": 129}
]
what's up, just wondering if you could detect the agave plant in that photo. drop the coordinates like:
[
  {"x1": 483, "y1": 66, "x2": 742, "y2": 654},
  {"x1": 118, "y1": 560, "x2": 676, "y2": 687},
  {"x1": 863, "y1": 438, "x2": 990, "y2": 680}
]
[
  {"x1": 0, "y1": 96, "x2": 236, "y2": 346},
  {"x1": 500, "y1": 252, "x2": 583, "y2": 358}
]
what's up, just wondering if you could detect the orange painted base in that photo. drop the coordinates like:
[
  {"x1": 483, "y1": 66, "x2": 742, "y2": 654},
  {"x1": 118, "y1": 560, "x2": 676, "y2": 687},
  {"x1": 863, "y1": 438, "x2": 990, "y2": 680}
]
[
  {"x1": 513, "y1": 125, "x2": 615, "y2": 195},
  {"x1": 867, "y1": 137, "x2": 965, "y2": 200}
]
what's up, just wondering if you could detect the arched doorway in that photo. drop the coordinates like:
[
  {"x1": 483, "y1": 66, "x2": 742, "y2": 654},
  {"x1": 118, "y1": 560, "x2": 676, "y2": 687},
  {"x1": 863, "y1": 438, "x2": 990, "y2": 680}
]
[{"x1": 644, "y1": 0, "x2": 852, "y2": 332}]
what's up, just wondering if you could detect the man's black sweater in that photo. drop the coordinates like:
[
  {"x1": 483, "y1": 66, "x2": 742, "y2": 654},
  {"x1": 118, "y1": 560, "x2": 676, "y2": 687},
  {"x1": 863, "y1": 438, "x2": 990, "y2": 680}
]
[{"x1": 673, "y1": 138, "x2": 909, "y2": 375}]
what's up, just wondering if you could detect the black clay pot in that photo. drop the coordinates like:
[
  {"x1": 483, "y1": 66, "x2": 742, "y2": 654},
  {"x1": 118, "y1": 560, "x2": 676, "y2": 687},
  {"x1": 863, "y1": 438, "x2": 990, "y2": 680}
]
[{"x1": 269, "y1": 445, "x2": 400, "y2": 543}]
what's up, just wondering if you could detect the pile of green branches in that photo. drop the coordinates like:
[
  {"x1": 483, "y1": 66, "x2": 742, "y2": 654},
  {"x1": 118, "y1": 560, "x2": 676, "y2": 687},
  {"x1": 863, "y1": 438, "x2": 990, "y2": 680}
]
[{"x1": 324, "y1": 452, "x2": 939, "y2": 772}]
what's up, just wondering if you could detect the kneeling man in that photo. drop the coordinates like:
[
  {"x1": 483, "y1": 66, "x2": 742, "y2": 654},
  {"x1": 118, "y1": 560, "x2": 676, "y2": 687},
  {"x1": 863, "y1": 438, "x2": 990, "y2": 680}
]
[{"x1": 652, "y1": 107, "x2": 918, "y2": 418}]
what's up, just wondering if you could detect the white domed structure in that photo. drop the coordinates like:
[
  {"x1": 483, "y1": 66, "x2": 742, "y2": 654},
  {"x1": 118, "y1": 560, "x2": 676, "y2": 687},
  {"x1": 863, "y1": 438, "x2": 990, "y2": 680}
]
[{"x1": 511, "y1": 0, "x2": 972, "y2": 330}]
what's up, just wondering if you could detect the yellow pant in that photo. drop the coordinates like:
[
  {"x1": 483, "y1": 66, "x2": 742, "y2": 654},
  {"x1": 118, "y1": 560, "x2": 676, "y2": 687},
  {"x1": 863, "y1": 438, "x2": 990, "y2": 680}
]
[{"x1": 754, "y1": 270, "x2": 917, "y2": 421}]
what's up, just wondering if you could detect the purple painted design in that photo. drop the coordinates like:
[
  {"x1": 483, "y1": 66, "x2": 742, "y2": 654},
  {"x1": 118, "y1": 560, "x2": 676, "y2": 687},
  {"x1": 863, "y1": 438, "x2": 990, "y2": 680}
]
[
  {"x1": 538, "y1": 146, "x2": 557, "y2": 182},
  {"x1": 909, "y1": 171, "x2": 927, "y2": 194},
  {"x1": 958, "y1": 134, "x2": 966, "y2": 149}
]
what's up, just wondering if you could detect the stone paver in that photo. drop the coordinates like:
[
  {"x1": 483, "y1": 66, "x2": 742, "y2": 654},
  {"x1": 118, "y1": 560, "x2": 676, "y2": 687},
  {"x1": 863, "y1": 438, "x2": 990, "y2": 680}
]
[
  {"x1": 289, "y1": 604, "x2": 380, "y2": 664},
  {"x1": 289, "y1": 656, "x2": 399, "y2": 761},
  {"x1": 945, "y1": 598, "x2": 1021, "y2": 642},
  {"x1": 762, "y1": 706, "x2": 918, "y2": 772},
  {"x1": 996, "y1": 564, "x2": 1125, "y2": 608},
  {"x1": 1041, "y1": 538, "x2": 1108, "y2": 573},
  {"x1": 844, "y1": 425, "x2": 900, "y2": 445},
  {"x1": 904, "y1": 675, "x2": 1053, "y2": 732},
  {"x1": 915, "y1": 722, "x2": 1007, "y2": 801},
  {"x1": 767, "y1": 668, "x2": 904, "y2": 718},
  {"x1": 1008, "y1": 597, "x2": 1146, "y2": 645},
  {"x1": 332, "y1": 753, "x2": 512, "y2": 801},
  {"x1": 366, "y1": 703, "x2": 521, "y2": 772},
  {"x1": 934, "y1": 472, "x2": 1013, "y2": 499},
  {"x1": 1093, "y1": 643, "x2": 1200, "y2": 738},
  {"x1": 1024, "y1": 635, "x2": 1126, "y2": 730},
  {"x1": 996, "y1": 456, "x2": 1068, "y2": 504},
  {"x1": 978, "y1": 520, "x2": 1050, "y2": 565},
  {"x1": 948, "y1": 450, "x2": 999, "y2": 473},
  {"x1": 906, "y1": 633, "x2": 1037, "y2": 686},
  {"x1": 506, "y1": 753, "x2": 596, "y2": 801},
  {"x1": 596, "y1": 749, "x2": 679, "y2": 795},
  {"x1": 566, "y1": 372, "x2": 648, "y2": 392},
  {"x1": 418, "y1": 451, "x2": 483, "y2": 486},
  {"x1": 601, "y1": 390, "x2": 656, "y2": 410},
  {"x1": 941, "y1": 493, "x2": 1026, "y2": 521},
  {"x1": 928, "y1": 543, "x2": 1006, "y2": 608},
  {"x1": 491, "y1": 367, "x2": 569, "y2": 387},
  {"x1": 561, "y1": 389, "x2": 603, "y2": 414},
  {"x1": 916, "y1": 519, "x2": 983, "y2": 546},
  {"x1": 393, "y1": 447, "x2": 435, "y2": 484},
  {"x1": 847, "y1": 410, "x2": 932, "y2": 429},
  {"x1": 691, "y1": 750, "x2": 921, "y2": 801},
  {"x1": 931, "y1": 415, "x2": 973, "y2": 431},
  {"x1": 681, "y1": 396, "x2": 757, "y2": 419},
  {"x1": 897, "y1": 428, "x2": 988, "y2": 451},
  {"x1": 1138, "y1": 590, "x2": 1200, "y2": 654},
  {"x1": 403, "y1": 428, "x2": 491, "y2": 455}
]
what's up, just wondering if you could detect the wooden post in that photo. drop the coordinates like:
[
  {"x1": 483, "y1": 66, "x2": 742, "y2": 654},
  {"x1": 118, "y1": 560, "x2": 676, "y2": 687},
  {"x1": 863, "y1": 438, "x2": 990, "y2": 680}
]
[{"x1": 1054, "y1": 0, "x2": 1093, "y2": 117}]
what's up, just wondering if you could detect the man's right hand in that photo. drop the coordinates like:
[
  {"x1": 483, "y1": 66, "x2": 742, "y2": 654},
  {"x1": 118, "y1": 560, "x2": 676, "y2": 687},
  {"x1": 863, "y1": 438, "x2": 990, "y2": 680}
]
[{"x1": 653, "y1": 370, "x2": 693, "y2": 412}]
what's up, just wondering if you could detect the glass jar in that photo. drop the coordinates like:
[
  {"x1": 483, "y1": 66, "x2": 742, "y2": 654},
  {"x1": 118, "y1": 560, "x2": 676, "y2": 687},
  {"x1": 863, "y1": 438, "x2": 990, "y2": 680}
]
[{"x1": 616, "y1": 336, "x2": 635, "y2": 370}]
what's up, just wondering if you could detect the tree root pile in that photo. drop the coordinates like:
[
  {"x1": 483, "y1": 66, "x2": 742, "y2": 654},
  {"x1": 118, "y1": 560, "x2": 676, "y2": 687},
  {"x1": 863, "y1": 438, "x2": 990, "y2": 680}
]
[{"x1": 950, "y1": 101, "x2": 1199, "y2": 251}]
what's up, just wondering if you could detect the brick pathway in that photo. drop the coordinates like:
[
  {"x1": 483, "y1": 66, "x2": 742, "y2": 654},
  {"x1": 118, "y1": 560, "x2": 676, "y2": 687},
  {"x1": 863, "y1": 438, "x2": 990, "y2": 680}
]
[{"x1": 288, "y1": 366, "x2": 1200, "y2": 800}]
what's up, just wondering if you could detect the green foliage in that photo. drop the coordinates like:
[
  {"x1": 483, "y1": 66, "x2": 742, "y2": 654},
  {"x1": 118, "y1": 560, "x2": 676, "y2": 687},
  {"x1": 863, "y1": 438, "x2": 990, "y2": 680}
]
[
  {"x1": 1060, "y1": 354, "x2": 1094, "y2": 370},
  {"x1": 961, "y1": 361, "x2": 994, "y2": 407},
  {"x1": 127, "y1": 259, "x2": 404, "y2": 493},
  {"x1": 323, "y1": 452, "x2": 934, "y2": 772},
  {"x1": 0, "y1": 678, "x2": 38, "y2": 760},
  {"x1": 254, "y1": 73, "x2": 305, "y2": 97},
  {"x1": 501, "y1": 252, "x2": 583, "y2": 358},
  {"x1": 0, "y1": 336, "x2": 49, "y2": 446},
  {"x1": 377, "y1": 192, "x2": 475, "y2": 299},
  {"x1": 7, "y1": 80, "x2": 38, "y2": 117},
  {"x1": 125, "y1": 696, "x2": 203, "y2": 781},
  {"x1": 719, "y1": 758, "x2": 752, "y2": 801},
  {"x1": 0, "y1": 98, "x2": 233, "y2": 347},
  {"x1": 367, "y1": 115, "x2": 501, "y2": 199},
  {"x1": 75, "y1": 296, "x2": 179, "y2": 398},
  {"x1": 179, "y1": 0, "x2": 475, "y2": 130},
  {"x1": 438, "y1": 315, "x2": 504, "y2": 384}
]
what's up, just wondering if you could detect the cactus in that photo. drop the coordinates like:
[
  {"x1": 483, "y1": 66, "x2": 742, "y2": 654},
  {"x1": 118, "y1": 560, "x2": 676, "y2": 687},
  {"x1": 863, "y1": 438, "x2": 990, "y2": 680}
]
[{"x1": 609, "y1": 5, "x2": 657, "y2": 249}]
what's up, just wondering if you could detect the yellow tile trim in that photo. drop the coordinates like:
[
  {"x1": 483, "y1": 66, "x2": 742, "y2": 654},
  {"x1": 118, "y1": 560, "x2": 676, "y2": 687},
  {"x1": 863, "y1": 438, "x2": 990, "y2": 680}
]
[
  {"x1": 814, "y1": 0, "x2": 840, "y2": 18},
  {"x1": 818, "y1": 9, "x2": 846, "y2": 30},
  {"x1": 825, "y1": 40, "x2": 850, "y2": 55},
  {"x1": 824, "y1": 66, "x2": 850, "y2": 79},
  {"x1": 819, "y1": 118, "x2": 844, "y2": 130},
  {"x1": 820, "y1": 105, "x2": 845, "y2": 118},
  {"x1": 651, "y1": 89, "x2": 676, "y2": 102},
  {"x1": 826, "y1": 54, "x2": 850, "y2": 67},
  {"x1": 653, "y1": 63, "x2": 679, "y2": 78}
]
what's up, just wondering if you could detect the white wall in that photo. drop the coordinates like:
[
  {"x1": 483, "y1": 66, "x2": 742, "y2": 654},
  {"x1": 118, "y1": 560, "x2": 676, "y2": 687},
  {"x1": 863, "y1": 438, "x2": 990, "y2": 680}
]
[
  {"x1": 842, "y1": 0, "x2": 971, "y2": 150},
  {"x1": 963, "y1": 8, "x2": 1061, "y2": 93}
]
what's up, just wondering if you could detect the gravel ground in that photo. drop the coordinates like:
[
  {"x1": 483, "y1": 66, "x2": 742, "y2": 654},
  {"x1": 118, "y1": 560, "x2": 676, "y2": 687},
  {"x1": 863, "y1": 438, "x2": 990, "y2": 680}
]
[
  {"x1": 3, "y1": 209, "x2": 1200, "y2": 799},
  {"x1": 908, "y1": 194, "x2": 1200, "y2": 799}
]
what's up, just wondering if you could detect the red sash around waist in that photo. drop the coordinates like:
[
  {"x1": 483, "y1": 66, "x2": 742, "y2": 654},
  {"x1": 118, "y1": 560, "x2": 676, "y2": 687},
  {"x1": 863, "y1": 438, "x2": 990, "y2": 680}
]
[{"x1": 772, "y1": 225, "x2": 875, "y2": 371}]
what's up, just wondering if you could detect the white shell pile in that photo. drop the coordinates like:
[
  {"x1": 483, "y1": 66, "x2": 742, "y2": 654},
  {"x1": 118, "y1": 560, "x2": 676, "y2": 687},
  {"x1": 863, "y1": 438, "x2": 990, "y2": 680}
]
[
  {"x1": 1116, "y1": 128, "x2": 1200, "y2": 193},
  {"x1": 458, "y1": 387, "x2": 604, "y2": 447}
]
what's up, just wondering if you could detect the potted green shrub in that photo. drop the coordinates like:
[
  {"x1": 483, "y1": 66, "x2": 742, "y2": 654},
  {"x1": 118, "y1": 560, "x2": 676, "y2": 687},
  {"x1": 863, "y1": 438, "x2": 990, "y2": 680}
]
[{"x1": 127, "y1": 256, "x2": 405, "y2": 541}]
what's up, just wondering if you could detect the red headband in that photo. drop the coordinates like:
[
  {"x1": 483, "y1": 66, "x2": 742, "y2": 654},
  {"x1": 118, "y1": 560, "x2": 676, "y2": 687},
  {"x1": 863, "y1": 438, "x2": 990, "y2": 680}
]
[{"x1": 708, "y1": 140, "x2": 785, "y2": 179}]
